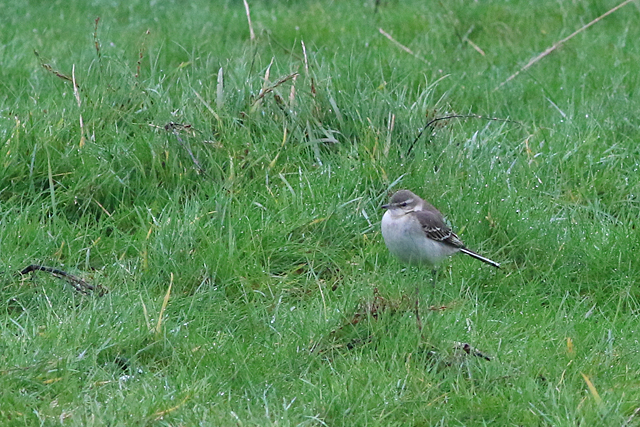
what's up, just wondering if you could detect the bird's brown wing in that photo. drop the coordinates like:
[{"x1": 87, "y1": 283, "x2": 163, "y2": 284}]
[{"x1": 413, "y1": 209, "x2": 465, "y2": 248}]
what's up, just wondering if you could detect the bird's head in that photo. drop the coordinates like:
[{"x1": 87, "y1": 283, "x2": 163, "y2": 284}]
[{"x1": 382, "y1": 190, "x2": 421, "y2": 213}]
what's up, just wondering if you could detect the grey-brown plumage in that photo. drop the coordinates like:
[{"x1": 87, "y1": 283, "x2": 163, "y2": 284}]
[{"x1": 381, "y1": 190, "x2": 500, "y2": 268}]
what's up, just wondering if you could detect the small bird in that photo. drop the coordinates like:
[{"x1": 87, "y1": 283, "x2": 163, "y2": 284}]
[
  {"x1": 381, "y1": 189, "x2": 500, "y2": 330},
  {"x1": 381, "y1": 189, "x2": 500, "y2": 268}
]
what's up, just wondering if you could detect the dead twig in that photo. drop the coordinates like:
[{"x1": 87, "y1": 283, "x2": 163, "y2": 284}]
[
  {"x1": 18, "y1": 265, "x2": 106, "y2": 296},
  {"x1": 407, "y1": 114, "x2": 521, "y2": 156},
  {"x1": 495, "y1": 0, "x2": 635, "y2": 91}
]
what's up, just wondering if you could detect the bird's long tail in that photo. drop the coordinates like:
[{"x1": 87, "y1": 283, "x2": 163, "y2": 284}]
[{"x1": 460, "y1": 248, "x2": 500, "y2": 268}]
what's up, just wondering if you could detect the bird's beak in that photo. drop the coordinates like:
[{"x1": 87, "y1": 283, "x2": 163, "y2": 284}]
[{"x1": 381, "y1": 204, "x2": 390, "y2": 210}]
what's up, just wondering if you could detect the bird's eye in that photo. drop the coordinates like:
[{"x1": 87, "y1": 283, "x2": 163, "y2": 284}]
[{"x1": 401, "y1": 202, "x2": 408, "y2": 207}]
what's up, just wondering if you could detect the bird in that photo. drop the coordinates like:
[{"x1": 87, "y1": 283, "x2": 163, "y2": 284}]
[
  {"x1": 381, "y1": 189, "x2": 500, "y2": 330},
  {"x1": 381, "y1": 189, "x2": 500, "y2": 269}
]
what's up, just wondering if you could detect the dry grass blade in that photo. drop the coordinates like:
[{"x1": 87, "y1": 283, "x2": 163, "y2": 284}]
[
  {"x1": 495, "y1": 0, "x2": 635, "y2": 91},
  {"x1": 72, "y1": 65, "x2": 86, "y2": 148},
  {"x1": 154, "y1": 395, "x2": 190, "y2": 420},
  {"x1": 379, "y1": 28, "x2": 414, "y2": 55},
  {"x1": 288, "y1": 73, "x2": 298, "y2": 106},
  {"x1": 268, "y1": 126, "x2": 288, "y2": 170},
  {"x1": 383, "y1": 112, "x2": 395, "y2": 157},
  {"x1": 465, "y1": 38, "x2": 485, "y2": 56},
  {"x1": 72, "y1": 65, "x2": 81, "y2": 107},
  {"x1": 93, "y1": 198, "x2": 112, "y2": 217},
  {"x1": 140, "y1": 294, "x2": 151, "y2": 331},
  {"x1": 301, "y1": 40, "x2": 309, "y2": 76},
  {"x1": 193, "y1": 89, "x2": 221, "y2": 122},
  {"x1": 243, "y1": 0, "x2": 255, "y2": 41},
  {"x1": 155, "y1": 273, "x2": 173, "y2": 337},
  {"x1": 379, "y1": 28, "x2": 428, "y2": 64},
  {"x1": 301, "y1": 40, "x2": 316, "y2": 98},
  {"x1": 580, "y1": 372, "x2": 603, "y2": 405},
  {"x1": 263, "y1": 58, "x2": 273, "y2": 87},
  {"x1": 216, "y1": 67, "x2": 224, "y2": 110}
]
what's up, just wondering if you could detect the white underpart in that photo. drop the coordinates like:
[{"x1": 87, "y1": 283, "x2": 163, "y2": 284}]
[{"x1": 381, "y1": 207, "x2": 459, "y2": 266}]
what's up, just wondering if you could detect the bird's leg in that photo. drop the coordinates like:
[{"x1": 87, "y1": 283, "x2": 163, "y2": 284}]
[
  {"x1": 431, "y1": 268, "x2": 438, "y2": 287},
  {"x1": 415, "y1": 284, "x2": 423, "y2": 331}
]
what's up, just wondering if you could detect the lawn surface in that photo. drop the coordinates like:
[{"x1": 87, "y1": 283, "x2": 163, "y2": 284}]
[{"x1": 2, "y1": 0, "x2": 640, "y2": 425}]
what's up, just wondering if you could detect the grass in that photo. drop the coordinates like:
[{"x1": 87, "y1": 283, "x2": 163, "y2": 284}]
[{"x1": 2, "y1": 0, "x2": 640, "y2": 425}]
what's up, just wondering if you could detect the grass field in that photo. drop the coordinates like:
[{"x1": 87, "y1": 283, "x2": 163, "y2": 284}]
[{"x1": 2, "y1": 0, "x2": 640, "y2": 425}]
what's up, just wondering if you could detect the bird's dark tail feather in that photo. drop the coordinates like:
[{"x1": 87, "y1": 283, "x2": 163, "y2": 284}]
[{"x1": 460, "y1": 248, "x2": 500, "y2": 268}]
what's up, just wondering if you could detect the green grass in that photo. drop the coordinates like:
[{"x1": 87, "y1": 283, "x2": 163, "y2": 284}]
[{"x1": 2, "y1": 0, "x2": 640, "y2": 425}]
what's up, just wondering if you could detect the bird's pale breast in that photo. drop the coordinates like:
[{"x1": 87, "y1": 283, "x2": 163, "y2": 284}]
[{"x1": 381, "y1": 210, "x2": 459, "y2": 266}]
